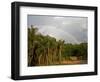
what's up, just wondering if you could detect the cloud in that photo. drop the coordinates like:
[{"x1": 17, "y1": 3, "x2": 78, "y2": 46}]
[{"x1": 28, "y1": 15, "x2": 88, "y2": 44}]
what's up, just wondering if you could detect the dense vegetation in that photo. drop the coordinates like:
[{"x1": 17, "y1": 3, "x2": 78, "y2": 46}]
[{"x1": 28, "y1": 25, "x2": 87, "y2": 66}]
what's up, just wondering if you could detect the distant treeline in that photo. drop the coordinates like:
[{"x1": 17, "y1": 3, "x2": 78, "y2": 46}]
[{"x1": 28, "y1": 25, "x2": 87, "y2": 66}]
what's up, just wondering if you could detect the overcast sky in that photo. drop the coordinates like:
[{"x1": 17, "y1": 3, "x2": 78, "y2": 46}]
[{"x1": 28, "y1": 15, "x2": 88, "y2": 44}]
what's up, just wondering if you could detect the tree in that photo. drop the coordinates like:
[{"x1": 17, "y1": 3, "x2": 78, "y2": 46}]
[{"x1": 28, "y1": 25, "x2": 88, "y2": 66}]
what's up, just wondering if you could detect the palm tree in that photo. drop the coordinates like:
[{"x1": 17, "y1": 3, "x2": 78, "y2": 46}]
[{"x1": 57, "y1": 40, "x2": 64, "y2": 64}]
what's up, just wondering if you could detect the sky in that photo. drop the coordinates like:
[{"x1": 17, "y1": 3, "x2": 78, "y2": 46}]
[{"x1": 28, "y1": 15, "x2": 88, "y2": 44}]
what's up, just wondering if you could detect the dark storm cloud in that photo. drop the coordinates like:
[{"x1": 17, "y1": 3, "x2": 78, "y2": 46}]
[{"x1": 28, "y1": 15, "x2": 88, "y2": 44}]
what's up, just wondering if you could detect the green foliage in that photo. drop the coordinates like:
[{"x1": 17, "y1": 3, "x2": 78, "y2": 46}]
[{"x1": 28, "y1": 26, "x2": 88, "y2": 66}]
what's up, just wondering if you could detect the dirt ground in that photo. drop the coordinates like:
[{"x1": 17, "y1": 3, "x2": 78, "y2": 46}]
[{"x1": 54, "y1": 60, "x2": 87, "y2": 65}]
